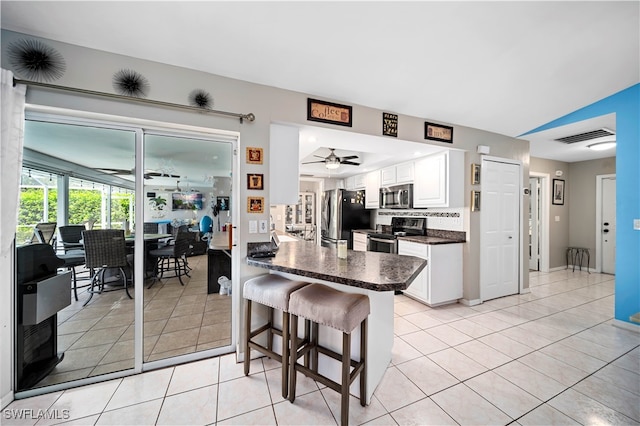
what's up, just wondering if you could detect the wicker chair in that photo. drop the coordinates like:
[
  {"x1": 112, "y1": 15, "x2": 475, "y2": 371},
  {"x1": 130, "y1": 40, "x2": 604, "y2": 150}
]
[
  {"x1": 82, "y1": 229, "x2": 132, "y2": 306},
  {"x1": 148, "y1": 227, "x2": 191, "y2": 288}
]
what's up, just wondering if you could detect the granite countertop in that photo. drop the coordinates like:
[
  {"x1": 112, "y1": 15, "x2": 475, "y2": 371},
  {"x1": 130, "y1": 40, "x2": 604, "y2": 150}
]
[
  {"x1": 246, "y1": 241, "x2": 427, "y2": 292},
  {"x1": 397, "y1": 235, "x2": 466, "y2": 245}
]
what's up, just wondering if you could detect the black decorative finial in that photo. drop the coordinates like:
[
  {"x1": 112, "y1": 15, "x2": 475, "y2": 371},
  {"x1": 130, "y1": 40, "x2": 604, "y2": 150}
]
[
  {"x1": 8, "y1": 39, "x2": 66, "y2": 82},
  {"x1": 112, "y1": 69, "x2": 149, "y2": 98},
  {"x1": 189, "y1": 89, "x2": 213, "y2": 109}
]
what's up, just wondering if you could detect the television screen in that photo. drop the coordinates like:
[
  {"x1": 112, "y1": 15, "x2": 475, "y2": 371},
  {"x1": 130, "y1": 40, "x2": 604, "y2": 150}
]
[{"x1": 172, "y1": 193, "x2": 203, "y2": 210}]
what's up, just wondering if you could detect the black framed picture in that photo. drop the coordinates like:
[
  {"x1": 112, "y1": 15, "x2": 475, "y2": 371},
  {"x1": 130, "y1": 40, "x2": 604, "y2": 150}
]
[
  {"x1": 552, "y1": 179, "x2": 565, "y2": 205},
  {"x1": 425, "y1": 122, "x2": 453, "y2": 143},
  {"x1": 307, "y1": 98, "x2": 352, "y2": 127}
]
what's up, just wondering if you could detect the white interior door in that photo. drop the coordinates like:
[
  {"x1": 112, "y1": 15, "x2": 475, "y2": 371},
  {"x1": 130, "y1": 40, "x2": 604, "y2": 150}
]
[
  {"x1": 529, "y1": 177, "x2": 540, "y2": 271},
  {"x1": 602, "y1": 177, "x2": 616, "y2": 274},
  {"x1": 481, "y1": 160, "x2": 520, "y2": 301}
]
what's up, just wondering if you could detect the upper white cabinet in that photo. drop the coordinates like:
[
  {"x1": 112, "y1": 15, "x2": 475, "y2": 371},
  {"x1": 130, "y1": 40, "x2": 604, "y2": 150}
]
[
  {"x1": 270, "y1": 124, "x2": 299, "y2": 205},
  {"x1": 345, "y1": 173, "x2": 366, "y2": 190},
  {"x1": 380, "y1": 162, "x2": 414, "y2": 186},
  {"x1": 365, "y1": 170, "x2": 380, "y2": 209},
  {"x1": 413, "y1": 150, "x2": 464, "y2": 208}
]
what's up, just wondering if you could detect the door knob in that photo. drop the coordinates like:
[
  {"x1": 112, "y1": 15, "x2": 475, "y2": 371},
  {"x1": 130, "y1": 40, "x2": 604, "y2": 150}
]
[{"x1": 508, "y1": 236, "x2": 513, "y2": 239}]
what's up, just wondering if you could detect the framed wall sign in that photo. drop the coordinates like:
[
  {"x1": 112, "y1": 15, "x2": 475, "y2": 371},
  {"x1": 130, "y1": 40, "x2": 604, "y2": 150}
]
[
  {"x1": 471, "y1": 163, "x2": 481, "y2": 185},
  {"x1": 471, "y1": 190, "x2": 481, "y2": 211},
  {"x1": 552, "y1": 179, "x2": 565, "y2": 205},
  {"x1": 247, "y1": 173, "x2": 264, "y2": 190},
  {"x1": 382, "y1": 112, "x2": 398, "y2": 137},
  {"x1": 425, "y1": 122, "x2": 454, "y2": 143},
  {"x1": 247, "y1": 196, "x2": 264, "y2": 213},
  {"x1": 307, "y1": 98, "x2": 352, "y2": 127},
  {"x1": 246, "y1": 147, "x2": 263, "y2": 164}
]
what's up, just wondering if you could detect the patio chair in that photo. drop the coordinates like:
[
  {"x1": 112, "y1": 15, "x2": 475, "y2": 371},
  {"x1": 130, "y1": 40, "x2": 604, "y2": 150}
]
[
  {"x1": 58, "y1": 225, "x2": 85, "y2": 252},
  {"x1": 82, "y1": 229, "x2": 133, "y2": 306},
  {"x1": 28, "y1": 222, "x2": 57, "y2": 245},
  {"x1": 148, "y1": 226, "x2": 191, "y2": 288}
]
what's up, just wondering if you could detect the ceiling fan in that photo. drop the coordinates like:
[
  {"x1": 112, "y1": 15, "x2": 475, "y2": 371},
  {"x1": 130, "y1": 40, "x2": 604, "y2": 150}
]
[
  {"x1": 302, "y1": 148, "x2": 360, "y2": 169},
  {"x1": 96, "y1": 168, "x2": 180, "y2": 180}
]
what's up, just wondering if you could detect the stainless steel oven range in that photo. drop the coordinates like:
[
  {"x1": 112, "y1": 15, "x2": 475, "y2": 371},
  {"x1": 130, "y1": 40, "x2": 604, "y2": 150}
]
[{"x1": 367, "y1": 216, "x2": 426, "y2": 254}]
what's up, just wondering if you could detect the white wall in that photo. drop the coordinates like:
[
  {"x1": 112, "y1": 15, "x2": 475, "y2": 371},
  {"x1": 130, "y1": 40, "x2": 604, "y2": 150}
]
[{"x1": 1, "y1": 29, "x2": 530, "y2": 402}]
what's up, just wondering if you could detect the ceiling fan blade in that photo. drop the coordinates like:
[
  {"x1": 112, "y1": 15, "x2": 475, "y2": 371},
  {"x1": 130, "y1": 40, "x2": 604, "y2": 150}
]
[
  {"x1": 146, "y1": 172, "x2": 180, "y2": 178},
  {"x1": 340, "y1": 155, "x2": 359, "y2": 160},
  {"x1": 313, "y1": 155, "x2": 327, "y2": 159},
  {"x1": 302, "y1": 160, "x2": 326, "y2": 165},
  {"x1": 341, "y1": 161, "x2": 361, "y2": 166}
]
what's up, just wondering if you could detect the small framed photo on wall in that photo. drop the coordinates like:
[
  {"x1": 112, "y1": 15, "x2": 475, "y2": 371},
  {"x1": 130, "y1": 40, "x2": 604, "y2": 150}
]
[
  {"x1": 247, "y1": 196, "x2": 264, "y2": 213},
  {"x1": 552, "y1": 179, "x2": 565, "y2": 205},
  {"x1": 246, "y1": 147, "x2": 263, "y2": 164},
  {"x1": 247, "y1": 173, "x2": 264, "y2": 190}
]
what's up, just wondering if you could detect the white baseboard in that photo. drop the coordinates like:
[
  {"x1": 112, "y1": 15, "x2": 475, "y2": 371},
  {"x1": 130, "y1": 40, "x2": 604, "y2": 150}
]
[
  {"x1": 612, "y1": 319, "x2": 640, "y2": 333},
  {"x1": 519, "y1": 288, "x2": 531, "y2": 294},
  {"x1": 548, "y1": 266, "x2": 566, "y2": 272},
  {"x1": 1, "y1": 390, "x2": 14, "y2": 410},
  {"x1": 460, "y1": 298, "x2": 482, "y2": 306}
]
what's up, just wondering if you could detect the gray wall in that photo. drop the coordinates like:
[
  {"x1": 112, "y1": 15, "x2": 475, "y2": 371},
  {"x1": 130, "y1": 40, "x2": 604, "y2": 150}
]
[
  {"x1": 568, "y1": 157, "x2": 616, "y2": 260},
  {"x1": 530, "y1": 156, "x2": 615, "y2": 270}
]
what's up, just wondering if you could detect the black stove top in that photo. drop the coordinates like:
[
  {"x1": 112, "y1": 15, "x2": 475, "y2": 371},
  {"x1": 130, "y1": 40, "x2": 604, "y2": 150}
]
[{"x1": 370, "y1": 217, "x2": 426, "y2": 239}]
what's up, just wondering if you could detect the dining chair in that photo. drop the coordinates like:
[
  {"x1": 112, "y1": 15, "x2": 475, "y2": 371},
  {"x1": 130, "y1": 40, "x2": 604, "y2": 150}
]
[
  {"x1": 82, "y1": 229, "x2": 133, "y2": 306},
  {"x1": 148, "y1": 227, "x2": 191, "y2": 288}
]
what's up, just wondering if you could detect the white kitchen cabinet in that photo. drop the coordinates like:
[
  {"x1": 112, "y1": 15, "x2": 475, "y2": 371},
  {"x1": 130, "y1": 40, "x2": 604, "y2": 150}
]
[
  {"x1": 380, "y1": 166, "x2": 396, "y2": 186},
  {"x1": 380, "y1": 162, "x2": 414, "y2": 186},
  {"x1": 398, "y1": 240, "x2": 463, "y2": 306},
  {"x1": 365, "y1": 170, "x2": 380, "y2": 209},
  {"x1": 413, "y1": 150, "x2": 464, "y2": 208},
  {"x1": 396, "y1": 162, "x2": 414, "y2": 184},
  {"x1": 345, "y1": 174, "x2": 365, "y2": 190},
  {"x1": 353, "y1": 232, "x2": 368, "y2": 252}
]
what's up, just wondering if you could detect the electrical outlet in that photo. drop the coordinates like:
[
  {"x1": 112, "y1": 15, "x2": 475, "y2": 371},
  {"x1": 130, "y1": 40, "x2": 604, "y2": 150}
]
[
  {"x1": 634, "y1": 219, "x2": 640, "y2": 230},
  {"x1": 259, "y1": 220, "x2": 268, "y2": 233},
  {"x1": 249, "y1": 220, "x2": 258, "y2": 233},
  {"x1": 555, "y1": 216, "x2": 560, "y2": 222}
]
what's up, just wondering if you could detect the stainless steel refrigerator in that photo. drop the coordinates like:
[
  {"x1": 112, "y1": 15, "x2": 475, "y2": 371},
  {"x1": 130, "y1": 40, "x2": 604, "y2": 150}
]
[{"x1": 321, "y1": 189, "x2": 371, "y2": 249}]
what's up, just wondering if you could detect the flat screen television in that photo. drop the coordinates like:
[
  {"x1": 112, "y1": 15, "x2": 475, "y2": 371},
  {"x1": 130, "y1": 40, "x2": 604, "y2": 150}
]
[{"x1": 172, "y1": 193, "x2": 204, "y2": 210}]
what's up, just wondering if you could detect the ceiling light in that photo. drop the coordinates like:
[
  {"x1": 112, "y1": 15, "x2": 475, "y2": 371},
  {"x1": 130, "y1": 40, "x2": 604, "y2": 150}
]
[
  {"x1": 325, "y1": 158, "x2": 340, "y2": 169},
  {"x1": 587, "y1": 141, "x2": 616, "y2": 151}
]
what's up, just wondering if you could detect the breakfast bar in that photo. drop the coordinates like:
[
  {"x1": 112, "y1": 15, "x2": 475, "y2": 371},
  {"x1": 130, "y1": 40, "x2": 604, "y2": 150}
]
[{"x1": 246, "y1": 240, "x2": 427, "y2": 403}]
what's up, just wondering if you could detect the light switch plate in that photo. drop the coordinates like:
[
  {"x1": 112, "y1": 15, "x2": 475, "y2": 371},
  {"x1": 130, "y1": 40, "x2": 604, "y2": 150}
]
[
  {"x1": 555, "y1": 216, "x2": 560, "y2": 222},
  {"x1": 259, "y1": 220, "x2": 268, "y2": 233},
  {"x1": 249, "y1": 220, "x2": 258, "y2": 234}
]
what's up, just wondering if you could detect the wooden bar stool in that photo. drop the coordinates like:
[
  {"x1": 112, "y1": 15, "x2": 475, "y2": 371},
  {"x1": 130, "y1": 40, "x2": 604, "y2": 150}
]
[
  {"x1": 288, "y1": 283, "x2": 370, "y2": 426},
  {"x1": 243, "y1": 274, "x2": 308, "y2": 398}
]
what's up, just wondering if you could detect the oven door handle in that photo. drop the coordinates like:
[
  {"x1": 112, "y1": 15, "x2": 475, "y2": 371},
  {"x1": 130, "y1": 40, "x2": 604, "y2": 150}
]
[{"x1": 368, "y1": 237, "x2": 396, "y2": 244}]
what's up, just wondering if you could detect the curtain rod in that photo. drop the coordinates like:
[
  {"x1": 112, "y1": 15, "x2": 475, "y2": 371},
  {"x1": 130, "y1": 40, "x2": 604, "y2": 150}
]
[{"x1": 13, "y1": 77, "x2": 256, "y2": 123}]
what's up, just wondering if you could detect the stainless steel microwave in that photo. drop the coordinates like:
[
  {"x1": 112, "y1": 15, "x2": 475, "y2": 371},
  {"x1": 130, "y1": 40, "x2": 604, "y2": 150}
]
[{"x1": 379, "y1": 184, "x2": 413, "y2": 209}]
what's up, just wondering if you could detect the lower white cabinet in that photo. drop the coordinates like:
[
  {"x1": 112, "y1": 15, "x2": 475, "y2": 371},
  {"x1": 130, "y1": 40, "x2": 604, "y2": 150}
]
[
  {"x1": 353, "y1": 232, "x2": 368, "y2": 252},
  {"x1": 398, "y1": 240, "x2": 462, "y2": 306}
]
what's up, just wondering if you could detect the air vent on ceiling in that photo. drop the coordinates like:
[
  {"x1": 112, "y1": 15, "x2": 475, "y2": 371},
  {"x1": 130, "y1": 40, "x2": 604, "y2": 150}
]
[{"x1": 554, "y1": 128, "x2": 615, "y2": 144}]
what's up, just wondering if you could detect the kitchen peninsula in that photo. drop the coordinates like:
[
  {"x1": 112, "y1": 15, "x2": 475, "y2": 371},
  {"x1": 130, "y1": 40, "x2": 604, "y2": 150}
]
[{"x1": 246, "y1": 240, "x2": 427, "y2": 403}]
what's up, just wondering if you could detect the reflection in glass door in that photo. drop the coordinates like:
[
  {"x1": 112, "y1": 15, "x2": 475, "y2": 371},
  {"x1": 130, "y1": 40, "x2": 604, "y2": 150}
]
[
  {"x1": 17, "y1": 119, "x2": 136, "y2": 391},
  {"x1": 142, "y1": 133, "x2": 234, "y2": 363}
]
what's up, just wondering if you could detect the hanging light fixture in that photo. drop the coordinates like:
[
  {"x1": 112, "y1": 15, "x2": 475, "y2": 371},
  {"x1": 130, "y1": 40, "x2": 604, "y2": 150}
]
[{"x1": 325, "y1": 158, "x2": 340, "y2": 169}]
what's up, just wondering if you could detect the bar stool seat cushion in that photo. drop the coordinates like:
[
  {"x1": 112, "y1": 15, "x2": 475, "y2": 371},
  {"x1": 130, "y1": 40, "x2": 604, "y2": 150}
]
[
  {"x1": 289, "y1": 283, "x2": 370, "y2": 333},
  {"x1": 243, "y1": 274, "x2": 308, "y2": 311}
]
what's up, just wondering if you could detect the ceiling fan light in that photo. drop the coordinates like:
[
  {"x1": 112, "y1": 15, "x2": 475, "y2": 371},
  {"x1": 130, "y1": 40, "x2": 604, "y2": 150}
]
[
  {"x1": 325, "y1": 159, "x2": 340, "y2": 169},
  {"x1": 588, "y1": 141, "x2": 616, "y2": 151}
]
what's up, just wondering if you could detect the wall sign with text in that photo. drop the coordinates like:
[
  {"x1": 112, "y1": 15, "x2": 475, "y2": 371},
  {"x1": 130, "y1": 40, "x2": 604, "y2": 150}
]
[
  {"x1": 307, "y1": 98, "x2": 352, "y2": 127},
  {"x1": 383, "y1": 112, "x2": 398, "y2": 137},
  {"x1": 425, "y1": 122, "x2": 454, "y2": 143}
]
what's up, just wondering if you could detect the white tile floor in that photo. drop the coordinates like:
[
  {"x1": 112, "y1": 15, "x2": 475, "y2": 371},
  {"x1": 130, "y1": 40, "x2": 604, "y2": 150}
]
[{"x1": 5, "y1": 270, "x2": 639, "y2": 425}]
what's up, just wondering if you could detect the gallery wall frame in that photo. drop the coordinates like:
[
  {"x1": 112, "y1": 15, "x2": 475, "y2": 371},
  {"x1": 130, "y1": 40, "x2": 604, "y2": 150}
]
[
  {"x1": 471, "y1": 163, "x2": 481, "y2": 185},
  {"x1": 552, "y1": 179, "x2": 565, "y2": 205},
  {"x1": 471, "y1": 190, "x2": 481, "y2": 211},
  {"x1": 247, "y1": 173, "x2": 263, "y2": 190}
]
